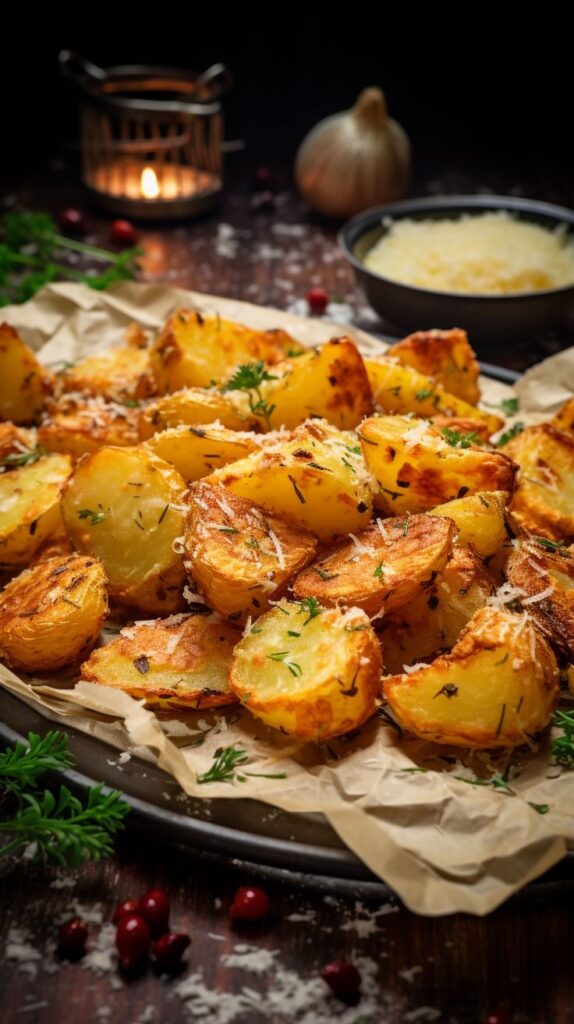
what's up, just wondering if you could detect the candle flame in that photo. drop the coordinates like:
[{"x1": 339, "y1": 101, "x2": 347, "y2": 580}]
[{"x1": 141, "y1": 166, "x2": 160, "y2": 200}]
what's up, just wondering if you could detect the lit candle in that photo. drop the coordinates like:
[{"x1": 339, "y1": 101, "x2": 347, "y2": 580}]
[{"x1": 90, "y1": 160, "x2": 219, "y2": 202}]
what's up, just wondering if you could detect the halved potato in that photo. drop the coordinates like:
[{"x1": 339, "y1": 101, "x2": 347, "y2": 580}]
[
  {"x1": 429, "y1": 491, "x2": 509, "y2": 559},
  {"x1": 144, "y1": 425, "x2": 261, "y2": 482},
  {"x1": 359, "y1": 415, "x2": 516, "y2": 514},
  {"x1": 292, "y1": 513, "x2": 455, "y2": 618},
  {"x1": 61, "y1": 446, "x2": 187, "y2": 614},
  {"x1": 551, "y1": 396, "x2": 574, "y2": 435},
  {"x1": 184, "y1": 482, "x2": 317, "y2": 621},
  {"x1": 390, "y1": 328, "x2": 481, "y2": 406},
  {"x1": 229, "y1": 600, "x2": 381, "y2": 741},
  {"x1": 431, "y1": 416, "x2": 491, "y2": 445},
  {"x1": 57, "y1": 346, "x2": 155, "y2": 402},
  {"x1": 0, "y1": 554, "x2": 108, "y2": 672},
  {"x1": 384, "y1": 606, "x2": 559, "y2": 747},
  {"x1": 0, "y1": 453, "x2": 72, "y2": 567},
  {"x1": 505, "y1": 425, "x2": 574, "y2": 541},
  {"x1": 81, "y1": 612, "x2": 238, "y2": 710},
  {"x1": 379, "y1": 545, "x2": 495, "y2": 673},
  {"x1": 507, "y1": 537, "x2": 574, "y2": 659},
  {"x1": 0, "y1": 324, "x2": 53, "y2": 423},
  {"x1": 39, "y1": 396, "x2": 140, "y2": 457},
  {"x1": 206, "y1": 420, "x2": 374, "y2": 543},
  {"x1": 138, "y1": 387, "x2": 258, "y2": 439}
]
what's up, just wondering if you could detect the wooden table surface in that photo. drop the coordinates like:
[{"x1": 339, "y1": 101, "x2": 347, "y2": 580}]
[{"x1": 1, "y1": 168, "x2": 573, "y2": 1023}]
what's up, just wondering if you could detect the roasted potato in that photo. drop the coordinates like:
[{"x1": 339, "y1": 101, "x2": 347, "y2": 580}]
[
  {"x1": 429, "y1": 490, "x2": 510, "y2": 559},
  {"x1": 57, "y1": 346, "x2": 155, "y2": 402},
  {"x1": 206, "y1": 419, "x2": 374, "y2": 543},
  {"x1": 149, "y1": 310, "x2": 302, "y2": 392},
  {"x1": 61, "y1": 446, "x2": 187, "y2": 614},
  {"x1": 379, "y1": 545, "x2": 495, "y2": 673},
  {"x1": 505, "y1": 425, "x2": 574, "y2": 541},
  {"x1": 0, "y1": 424, "x2": 38, "y2": 468},
  {"x1": 384, "y1": 606, "x2": 559, "y2": 747},
  {"x1": 430, "y1": 416, "x2": 492, "y2": 445},
  {"x1": 293, "y1": 513, "x2": 455, "y2": 618},
  {"x1": 229, "y1": 600, "x2": 381, "y2": 740},
  {"x1": 144, "y1": 425, "x2": 261, "y2": 482},
  {"x1": 138, "y1": 387, "x2": 258, "y2": 439},
  {"x1": 0, "y1": 453, "x2": 72, "y2": 567},
  {"x1": 0, "y1": 554, "x2": 107, "y2": 672},
  {"x1": 390, "y1": 328, "x2": 481, "y2": 406},
  {"x1": 38, "y1": 396, "x2": 140, "y2": 457},
  {"x1": 359, "y1": 415, "x2": 516, "y2": 515},
  {"x1": 81, "y1": 612, "x2": 238, "y2": 710},
  {"x1": 0, "y1": 324, "x2": 53, "y2": 423},
  {"x1": 551, "y1": 396, "x2": 574, "y2": 435},
  {"x1": 507, "y1": 537, "x2": 574, "y2": 659},
  {"x1": 184, "y1": 482, "x2": 317, "y2": 621}
]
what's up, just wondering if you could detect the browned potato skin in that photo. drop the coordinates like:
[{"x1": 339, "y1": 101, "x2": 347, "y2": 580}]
[
  {"x1": 0, "y1": 424, "x2": 37, "y2": 464},
  {"x1": 391, "y1": 328, "x2": 481, "y2": 406},
  {"x1": 39, "y1": 397, "x2": 140, "y2": 457},
  {"x1": 431, "y1": 417, "x2": 491, "y2": 445},
  {"x1": 0, "y1": 324, "x2": 53, "y2": 423},
  {"x1": 292, "y1": 513, "x2": 455, "y2": 618},
  {"x1": 57, "y1": 347, "x2": 156, "y2": 402},
  {"x1": 81, "y1": 612, "x2": 238, "y2": 710},
  {"x1": 0, "y1": 554, "x2": 108, "y2": 672},
  {"x1": 184, "y1": 482, "x2": 318, "y2": 621},
  {"x1": 139, "y1": 388, "x2": 258, "y2": 439},
  {"x1": 551, "y1": 396, "x2": 574, "y2": 435},
  {"x1": 507, "y1": 537, "x2": 574, "y2": 659},
  {"x1": 505, "y1": 424, "x2": 574, "y2": 542}
]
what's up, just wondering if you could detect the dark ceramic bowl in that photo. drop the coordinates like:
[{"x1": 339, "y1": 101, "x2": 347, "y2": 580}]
[{"x1": 339, "y1": 195, "x2": 574, "y2": 347}]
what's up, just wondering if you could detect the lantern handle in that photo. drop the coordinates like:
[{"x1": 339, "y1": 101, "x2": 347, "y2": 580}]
[
  {"x1": 58, "y1": 51, "x2": 108, "y2": 89},
  {"x1": 194, "y1": 63, "x2": 233, "y2": 99}
]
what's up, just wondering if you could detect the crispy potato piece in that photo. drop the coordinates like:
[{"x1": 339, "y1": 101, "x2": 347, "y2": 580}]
[
  {"x1": 390, "y1": 328, "x2": 481, "y2": 406},
  {"x1": 81, "y1": 612, "x2": 238, "y2": 710},
  {"x1": 365, "y1": 358, "x2": 502, "y2": 434},
  {"x1": 144, "y1": 425, "x2": 261, "y2": 482},
  {"x1": 431, "y1": 416, "x2": 491, "y2": 445},
  {"x1": 0, "y1": 554, "x2": 107, "y2": 672},
  {"x1": 507, "y1": 537, "x2": 574, "y2": 659},
  {"x1": 566, "y1": 665, "x2": 574, "y2": 696},
  {"x1": 293, "y1": 513, "x2": 455, "y2": 618},
  {"x1": 384, "y1": 606, "x2": 559, "y2": 748},
  {"x1": 552, "y1": 396, "x2": 574, "y2": 435},
  {"x1": 30, "y1": 531, "x2": 75, "y2": 566},
  {"x1": 379, "y1": 545, "x2": 495, "y2": 673},
  {"x1": 39, "y1": 396, "x2": 140, "y2": 457},
  {"x1": 359, "y1": 415, "x2": 516, "y2": 515},
  {"x1": 0, "y1": 324, "x2": 53, "y2": 423},
  {"x1": 61, "y1": 446, "x2": 187, "y2": 614},
  {"x1": 207, "y1": 420, "x2": 374, "y2": 543},
  {"x1": 429, "y1": 491, "x2": 509, "y2": 559},
  {"x1": 505, "y1": 425, "x2": 574, "y2": 541},
  {"x1": 0, "y1": 424, "x2": 38, "y2": 467},
  {"x1": 229, "y1": 600, "x2": 381, "y2": 741},
  {"x1": 0, "y1": 453, "x2": 72, "y2": 568},
  {"x1": 150, "y1": 310, "x2": 302, "y2": 392},
  {"x1": 138, "y1": 388, "x2": 258, "y2": 439},
  {"x1": 58, "y1": 346, "x2": 155, "y2": 402},
  {"x1": 184, "y1": 482, "x2": 317, "y2": 621}
]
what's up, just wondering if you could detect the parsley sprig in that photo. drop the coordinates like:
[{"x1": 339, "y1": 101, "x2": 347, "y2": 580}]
[
  {"x1": 222, "y1": 361, "x2": 277, "y2": 428},
  {"x1": 197, "y1": 745, "x2": 287, "y2": 784},
  {"x1": 441, "y1": 427, "x2": 480, "y2": 449},
  {"x1": 551, "y1": 710, "x2": 574, "y2": 768},
  {"x1": 0, "y1": 445, "x2": 45, "y2": 469}
]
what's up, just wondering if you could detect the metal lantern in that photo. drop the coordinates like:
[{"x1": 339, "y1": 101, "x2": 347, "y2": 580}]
[{"x1": 59, "y1": 51, "x2": 231, "y2": 220}]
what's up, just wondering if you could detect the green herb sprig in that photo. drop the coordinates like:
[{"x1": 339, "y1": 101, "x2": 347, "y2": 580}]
[
  {"x1": 496, "y1": 422, "x2": 524, "y2": 447},
  {"x1": 222, "y1": 361, "x2": 277, "y2": 428},
  {"x1": 551, "y1": 710, "x2": 574, "y2": 768},
  {"x1": 441, "y1": 427, "x2": 480, "y2": 449},
  {"x1": 197, "y1": 745, "x2": 287, "y2": 784}
]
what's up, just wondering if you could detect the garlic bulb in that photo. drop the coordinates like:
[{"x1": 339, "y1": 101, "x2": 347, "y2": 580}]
[{"x1": 295, "y1": 87, "x2": 410, "y2": 220}]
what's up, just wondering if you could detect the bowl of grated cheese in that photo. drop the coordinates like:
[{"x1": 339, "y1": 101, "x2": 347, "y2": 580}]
[{"x1": 339, "y1": 195, "x2": 574, "y2": 346}]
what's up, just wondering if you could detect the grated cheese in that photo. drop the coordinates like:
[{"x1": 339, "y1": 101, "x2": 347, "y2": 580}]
[
  {"x1": 522, "y1": 584, "x2": 555, "y2": 605},
  {"x1": 267, "y1": 528, "x2": 286, "y2": 569}
]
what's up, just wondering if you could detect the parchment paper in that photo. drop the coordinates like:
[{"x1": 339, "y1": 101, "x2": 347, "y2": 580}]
[{"x1": 0, "y1": 281, "x2": 572, "y2": 917}]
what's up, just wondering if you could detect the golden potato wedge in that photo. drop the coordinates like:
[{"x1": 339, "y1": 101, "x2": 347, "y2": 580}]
[
  {"x1": 359, "y1": 415, "x2": 516, "y2": 515},
  {"x1": 184, "y1": 482, "x2": 317, "y2": 621},
  {"x1": 0, "y1": 453, "x2": 72, "y2": 568},
  {"x1": 81, "y1": 612, "x2": 238, "y2": 710},
  {"x1": 390, "y1": 328, "x2": 481, "y2": 406},
  {"x1": 30, "y1": 531, "x2": 75, "y2": 567},
  {"x1": 144, "y1": 425, "x2": 261, "y2": 482},
  {"x1": 150, "y1": 309, "x2": 301, "y2": 392},
  {"x1": 0, "y1": 324, "x2": 53, "y2": 423},
  {"x1": 429, "y1": 491, "x2": 509, "y2": 559},
  {"x1": 293, "y1": 513, "x2": 455, "y2": 618},
  {"x1": 551, "y1": 396, "x2": 574, "y2": 435},
  {"x1": 138, "y1": 387, "x2": 258, "y2": 439},
  {"x1": 229, "y1": 600, "x2": 381, "y2": 741},
  {"x1": 61, "y1": 446, "x2": 187, "y2": 614},
  {"x1": 505, "y1": 425, "x2": 574, "y2": 541},
  {"x1": 506, "y1": 537, "x2": 574, "y2": 659},
  {"x1": 38, "y1": 396, "x2": 140, "y2": 457},
  {"x1": 430, "y1": 416, "x2": 491, "y2": 445},
  {"x1": 206, "y1": 420, "x2": 374, "y2": 543},
  {"x1": 365, "y1": 358, "x2": 502, "y2": 434},
  {"x1": 379, "y1": 545, "x2": 495, "y2": 673},
  {"x1": 58, "y1": 346, "x2": 155, "y2": 402},
  {"x1": 383, "y1": 606, "x2": 559, "y2": 748},
  {"x1": 0, "y1": 554, "x2": 107, "y2": 672}
]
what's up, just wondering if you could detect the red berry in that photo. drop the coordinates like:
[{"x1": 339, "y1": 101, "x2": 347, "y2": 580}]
[
  {"x1": 254, "y1": 166, "x2": 273, "y2": 190},
  {"x1": 110, "y1": 219, "x2": 138, "y2": 245},
  {"x1": 320, "y1": 960, "x2": 361, "y2": 1000},
  {"x1": 229, "y1": 885, "x2": 269, "y2": 921},
  {"x1": 137, "y1": 888, "x2": 170, "y2": 936},
  {"x1": 58, "y1": 208, "x2": 86, "y2": 234},
  {"x1": 307, "y1": 287, "x2": 329, "y2": 315},
  {"x1": 152, "y1": 932, "x2": 191, "y2": 971},
  {"x1": 58, "y1": 917, "x2": 88, "y2": 958},
  {"x1": 112, "y1": 898, "x2": 139, "y2": 925},
  {"x1": 115, "y1": 914, "x2": 151, "y2": 963}
]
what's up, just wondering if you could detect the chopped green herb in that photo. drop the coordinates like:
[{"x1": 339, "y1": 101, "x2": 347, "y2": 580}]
[
  {"x1": 373, "y1": 563, "x2": 385, "y2": 579},
  {"x1": 501, "y1": 397, "x2": 519, "y2": 416},
  {"x1": 534, "y1": 537, "x2": 571, "y2": 558},
  {"x1": 415, "y1": 387, "x2": 434, "y2": 401},
  {"x1": 245, "y1": 538, "x2": 260, "y2": 549},
  {"x1": 441, "y1": 427, "x2": 480, "y2": 449},
  {"x1": 219, "y1": 526, "x2": 240, "y2": 535},
  {"x1": 287, "y1": 630, "x2": 301, "y2": 638},
  {"x1": 157, "y1": 504, "x2": 169, "y2": 525},
  {"x1": 495, "y1": 703, "x2": 507, "y2": 737},
  {"x1": 299, "y1": 596, "x2": 322, "y2": 624},
  {"x1": 197, "y1": 745, "x2": 249, "y2": 784},
  {"x1": 341, "y1": 457, "x2": 356, "y2": 473},
  {"x1": 551, "y1": 709, "x2": 574, "y2": 768},
  {"x1": 529, "y1": 802, "x2": 550, "y2": 814},
  {"x1": 314, "y1": 567, "x2": 338, "y2": 581},
  {"x1": 267, "y1": 652, "x2": 303, "y2": 677},
  {"x1": 496, "y1": 422, "x2": 524, "y2": 447},
  {"x1": 77, "y1": 509, "x2": 107, "y2": 526},
  {"x1": 0, "y1": 445, "x2": 45, "y2": 469},
  {"x1": 287, "y1": 475, "x2": 306, "y2": 504},
  {"x1": 221, "y1": 361, "x2": 277, "y2": 427},
  {"x1": 401, "y1": 519, "x2": 410, "y2": 536}
]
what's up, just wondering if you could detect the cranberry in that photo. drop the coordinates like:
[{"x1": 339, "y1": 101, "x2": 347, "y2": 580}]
[
  {"x1": 58, "y1": 917, "x2": 88, "y2": 959},
  {"x1": 115, "y1": 914, "x2": 150, "y2": 964},
  {"x1": 112, "y1": 898, "x2": 139, "y2": 925},
  {"x1": 58, "y1": 208, "x2": 86, "y2": 234},
  {"x1": 254, "y1": 166, "x2": 273, "y2": 190},
  {"x1": 137, "y1": 888, "x2": 170, "y2": 936},
  {"x1": 320, "y1": 960, "x2": 361, "y2": 1001},
  {"x1": 110, "y1": 219, "x2": 138, "y2": 246},
  {"x1": 306, "y1": 287, "x2": 329, "y2": 315},
  {"x1": 229, "y1": 885, "x2": 269, "y2": 921},
  {"x1": 152, "y1": 932, "x2": 191, "y2": 972}
]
